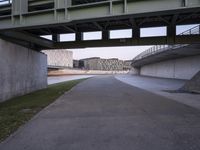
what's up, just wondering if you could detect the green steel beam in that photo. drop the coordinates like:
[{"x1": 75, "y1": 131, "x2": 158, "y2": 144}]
[{"x1": 0, "y1": 0, "x2": 199, "y2": 30}]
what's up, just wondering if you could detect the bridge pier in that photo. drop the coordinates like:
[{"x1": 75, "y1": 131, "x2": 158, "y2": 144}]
[
  {"x1": 0, "y1": 39, "x2": 47, "y2": 102},
  {"x1": 52, "y1": 34, "x2": 60, "y2": 42}
]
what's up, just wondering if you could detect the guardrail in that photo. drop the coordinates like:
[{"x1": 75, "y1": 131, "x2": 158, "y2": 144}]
[{"x1": 134, "y1": 24, "x2": 200, "y2": 61}]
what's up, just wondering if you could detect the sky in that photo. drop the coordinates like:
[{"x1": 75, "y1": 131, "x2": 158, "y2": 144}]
[{"x1": 42, "y1": 24, "x2": 198, "y2": 60}]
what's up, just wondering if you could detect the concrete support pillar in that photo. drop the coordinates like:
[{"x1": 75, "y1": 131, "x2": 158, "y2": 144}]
[
  {"x1": 167, "y1": 25, "x2": 176, "y2": 44},
  {"x1": 52, "y1": 34, "x2": 60, "y2": 42},
  {"x1": 102, "y1": 30, "x2": 110, "y2": 40},
  {"x1": 76, "y1": 32, "x2": 83, "y2": 41},
  {"x1": 132, "y1": 27, "x2": 140, "y2": 41},
  {"x1": 0, "y1": 39, "x2": 47, "y2": 102}
]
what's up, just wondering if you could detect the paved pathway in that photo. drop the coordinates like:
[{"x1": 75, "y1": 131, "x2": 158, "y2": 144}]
[
  {"x1": 116, "y1": 75, "x2": 200, "y2": 110},
  {"x1": 1, "y1": 76, "x2": 200, "y2": 150}
]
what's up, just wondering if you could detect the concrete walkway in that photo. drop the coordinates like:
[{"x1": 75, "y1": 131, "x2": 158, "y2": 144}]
[
  {"x1": 116, "y1": 75, "x2": 200, "y2": 110},
  {"x1": 1, "y1": 76, "x2": 200, "y2": 150}
]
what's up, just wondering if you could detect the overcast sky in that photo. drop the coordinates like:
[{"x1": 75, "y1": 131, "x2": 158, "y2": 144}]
[{"x1": 43, "y1": 24, "x2": 198, "y2": 60}]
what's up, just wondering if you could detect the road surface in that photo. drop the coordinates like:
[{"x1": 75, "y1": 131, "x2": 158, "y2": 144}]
[{"x1": 1, "y1": 76, "x2": 200, "y2": 150}]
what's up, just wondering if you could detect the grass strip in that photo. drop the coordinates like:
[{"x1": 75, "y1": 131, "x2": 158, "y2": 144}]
[{"x1": 0, "y1": 79, "x2": 86, "y2": 142}]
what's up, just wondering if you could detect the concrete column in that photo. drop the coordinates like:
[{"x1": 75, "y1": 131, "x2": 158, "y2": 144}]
[
  {"x1": 132, "y1": 27, "x2": 140, "y2": 41},
  {"x1": 52, "y1": 34, "x2": 60, "y2": 42},
  {"x1": 102, "y1": 30, "x2": 110, "y2": 40},
  {"x1": 76, "y1": 32, "x2": 83, "y2": 41},
  {"x1": 167, "y1": 25, "x2": 176, "y2": 44}
]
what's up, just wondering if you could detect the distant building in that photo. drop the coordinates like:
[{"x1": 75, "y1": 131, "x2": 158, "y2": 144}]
[
  {"x1": 78, "y1": 57, "x2": 126, "y2": 71},
  {"x1": 73, "y1": 60, "x2": 80, "y2": 68},
  {"x1": 43, "y1": 50, "x2": 73, "y2": 68},
  {"x1": 123, "y1": 60, "x2": 132, "y2": 70}
]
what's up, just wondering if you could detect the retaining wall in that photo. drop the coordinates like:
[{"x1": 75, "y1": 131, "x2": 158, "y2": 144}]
[
  {"x1": 140, "y1": 55, "x2": 200, "y2": 80},
  {"x1": 0, "y1": 39, "x2": 47, "y2": 102}
]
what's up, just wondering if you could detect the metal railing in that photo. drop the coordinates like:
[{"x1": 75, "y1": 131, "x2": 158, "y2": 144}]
[{"x1": 134, "y1": 24, "x2": 200, "y2": 61}]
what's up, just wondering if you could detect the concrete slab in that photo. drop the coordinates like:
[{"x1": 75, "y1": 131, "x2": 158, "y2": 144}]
[{"x1": 1, "y1": 76, "x2": 200, "y2": 150}]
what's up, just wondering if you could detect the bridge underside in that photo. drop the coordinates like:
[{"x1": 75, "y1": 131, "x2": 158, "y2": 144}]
[{"x1": 0, "y1": 0, "x2": 200, "y2": 50}]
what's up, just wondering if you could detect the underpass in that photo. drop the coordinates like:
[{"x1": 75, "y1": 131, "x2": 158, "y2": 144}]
[{"x1": 0, "y1": 0, "x2": 200, "y2": 149}]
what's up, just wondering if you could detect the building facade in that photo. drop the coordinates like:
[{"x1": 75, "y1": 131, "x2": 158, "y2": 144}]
[
  {"x1": 79, "y1": 57, "x2": 131, "y2": 71},
  {"x1": 123, "y1": 60, "x2": 132, "y2": 70},
  {"x1": 43, "y1": 50, "x2": 73, "y2": 68}
]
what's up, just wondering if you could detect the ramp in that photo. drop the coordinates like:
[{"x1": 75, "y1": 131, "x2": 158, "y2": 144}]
[{"x1": 181, "y1": 71, "x2": 200, "y2": 93}]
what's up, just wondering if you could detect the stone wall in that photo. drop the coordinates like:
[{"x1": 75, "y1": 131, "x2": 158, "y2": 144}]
[
  {"x1": 0, "y1": 39, "x2": 47, "y2": 102},
  {"x1": 43, "y1": 50, "x2": 73, "y2": 68}
]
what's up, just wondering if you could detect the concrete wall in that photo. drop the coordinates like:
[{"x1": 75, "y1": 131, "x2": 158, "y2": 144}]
[
  {"x1": 0, "y1": 39, "x2": 47, "y2": 102},
  {"x1": 140, "y1": 55, "x2": 200, "y2": 80},
  {"x1": 43, "y1": 50, "x2": 73, "y2": 68}
]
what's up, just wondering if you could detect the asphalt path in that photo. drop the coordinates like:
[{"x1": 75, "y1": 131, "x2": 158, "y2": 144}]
[{"x1": 1, "y1": 76, "x2": 200, "y2": 150}]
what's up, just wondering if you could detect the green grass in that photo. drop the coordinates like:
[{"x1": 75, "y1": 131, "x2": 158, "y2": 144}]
[{"x1": 0, "y1": 79, "x2": 86, "y2": 142}]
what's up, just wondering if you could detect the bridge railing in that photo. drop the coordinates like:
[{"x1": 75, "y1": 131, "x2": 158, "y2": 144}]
[{"x1": 133, "y1": 24, "x2": 200, "y2": 61}]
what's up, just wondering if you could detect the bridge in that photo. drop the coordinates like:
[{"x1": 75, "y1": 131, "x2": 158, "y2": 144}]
[
  {"x1": 0, "y1": 0, "x2": 200, "y2": 50},
  {"x1": 1, "y1": 1, "x2": 200, "y2": 148}
]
